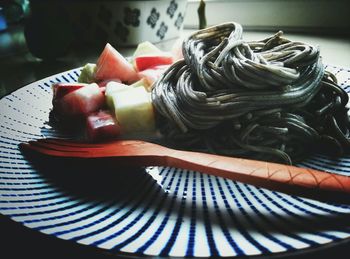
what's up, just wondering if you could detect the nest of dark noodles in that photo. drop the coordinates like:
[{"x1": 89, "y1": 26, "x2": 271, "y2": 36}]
[{"x1": 151, "y1": 22, "x2": 350, "y2": 164}]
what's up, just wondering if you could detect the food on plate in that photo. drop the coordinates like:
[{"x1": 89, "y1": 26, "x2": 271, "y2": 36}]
[
  {"x1": 132, "y1": 41, "x2": 163, "y2": 57},
  {"x1": 97, "y1": 78, "x2": 122, "y2": 87},
  {"x1": 51, "y1": 22, "x2": 350, "y2": 164},
  {"x1": 86, "y1": 110, "x2": 121, "y2": 141},
  {"x1": 130, "y1": 78, "x2": 149, "y2": 88},
  {"x1": 51, "y1": 41, "x2": 165, "y2": 140},
  {"x1": 95, "y1": 43, "x2": 140, "y2": 83},
  {"x1": 134, "y1": 54, "x2": 173, "y2": 72},
  {"x1": 105, "y1": 81, "x2": 132, "y2": 109},
  {"x1": 171, "y1": 36, "x2": 185, "y2": 61},
  {"x1": 152, "y1": 22, "x2": 350, "y2": 163},
  {"x1": 108, "y1": 86, "x2": 155, "y2": 134},
  {"x1": 53, "y1": 83, "x2": 105, "y2": 117},
  {"x1": 78, "y1": 63, "x2": 97, "y2": 83},
  {"x1": 52, "y1": 82, "x2": 87, "y2": 100},
  {"x1": 138, "y1": 65, "x2": 171, "y2": 91}
]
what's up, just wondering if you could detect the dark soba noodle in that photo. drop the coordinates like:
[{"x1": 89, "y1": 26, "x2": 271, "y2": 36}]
[{"x1": 152, "y1": 22, "x2": 350, "y2": 164}]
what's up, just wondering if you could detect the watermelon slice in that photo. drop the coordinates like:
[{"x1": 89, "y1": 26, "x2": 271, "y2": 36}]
[
  {"x1": 54, "y1": 83, "x2": 105, "y2": 117},
  {"x1": 86, "y1": 110, "x2": 121, "y2": 141},
  {"x1": 134, "y1": 54, "x2": 173, "y2": 72},
  {"x1": 138, "y1": 65, "x2": 170, "y2": 91},
  {"x1": 95, "y1": 43, "x2": 139, "y2": 83},
  {"x1": 52, "y1": 83, "x2": 87, "y2": 101}
]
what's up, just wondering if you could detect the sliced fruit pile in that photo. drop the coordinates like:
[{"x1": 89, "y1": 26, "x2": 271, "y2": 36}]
[{"x1": 51, "y1": 41, "x2": 183, "y2": 141}]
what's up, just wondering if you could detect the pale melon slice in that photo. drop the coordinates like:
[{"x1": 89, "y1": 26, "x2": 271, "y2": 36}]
[
  {"x1": 109, "y1": 86, "x2": 155, "y2": 134},
  {"x1": 105, "y1": 81, "x2": 133, "y2": 110},
  {"x1": 133, "y1": 41, "x2": 162, "y2": 57},
  {"x1": 78, "y1": 63, "x2": 97, "y2": 83}
]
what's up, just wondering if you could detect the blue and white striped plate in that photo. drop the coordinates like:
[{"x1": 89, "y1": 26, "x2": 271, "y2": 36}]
[{"x1": 1, "y1": 66, "x2": 350, "y2": 258}]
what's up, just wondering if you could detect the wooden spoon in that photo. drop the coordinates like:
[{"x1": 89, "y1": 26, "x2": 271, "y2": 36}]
[{"x1": 19, "y1": 138, "x2": 350, "y2": 204}]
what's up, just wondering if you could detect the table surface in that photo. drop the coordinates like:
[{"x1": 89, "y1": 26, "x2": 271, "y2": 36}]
[{"x1": 0, "y1": 25, "x2": 350, "y2": 258}]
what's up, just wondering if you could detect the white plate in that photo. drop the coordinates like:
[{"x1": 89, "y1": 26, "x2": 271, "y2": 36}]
[{"x1": 0, "y1": 66, "x2": 350, "y2": 257}]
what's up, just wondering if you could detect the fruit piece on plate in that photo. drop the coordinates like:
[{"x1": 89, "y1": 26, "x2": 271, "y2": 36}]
[
  {"x1": 86, "y1": 110, "x2": 121, "y2": 141},
  {"x1": 130, "y1": 78, "x2": 148, "y2": 88},
  {"x1": 133, "y1": 41, "x2": 162, "y2": 57},
  {"x1": 138, "y1": 65, "x2": 170, "y2": 91},
  {"x1": 97, "y1": 78, "x2": 122, "y2": 87},
  {"x1": 105, "y1": 81, "x2": 132, "y2": 109},
  {"x1": 52, "y1": 83, "x2": 88, "y2": 101},
  {"x1": 54, "y1": 83, "x2": 105, "y2": 117},
  {"x1": 78, "y1": 63, "x2": 97, "y2": 83},
  {"x1": 171, "y1": 36, "x2": 184, "y2": 61},
  {"x1": 95, "y1": 43, "x2": 139, "y2": 84},
  {"x1": 109, "y1": 86, "x2": 155, "y2": 134},
  {"x1": 134, "y1": 53, "x2": 173, "y2": 72}
]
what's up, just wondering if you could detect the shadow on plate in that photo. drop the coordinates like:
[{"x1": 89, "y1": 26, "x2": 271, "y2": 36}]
[{"x1": 22, "y1": 151, "x2": 158, "y2": 203}]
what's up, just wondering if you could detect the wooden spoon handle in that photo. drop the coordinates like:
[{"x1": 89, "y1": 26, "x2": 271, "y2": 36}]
[
  {"x1": 165, "y1": 149, "x2": 350, "y2": 204},
  {"x1": 19, "y1": 138, "x2": 350, "y2": 203}
]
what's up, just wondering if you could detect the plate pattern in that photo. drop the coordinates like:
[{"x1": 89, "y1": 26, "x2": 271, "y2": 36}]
[{"x1": 1, "y1": 66, "x2": 350, "y2": 257}]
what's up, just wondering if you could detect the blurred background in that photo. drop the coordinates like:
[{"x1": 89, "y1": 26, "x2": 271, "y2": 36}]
[{"x1": 0, "y1": 0, "x2": 349, "y2": 98}]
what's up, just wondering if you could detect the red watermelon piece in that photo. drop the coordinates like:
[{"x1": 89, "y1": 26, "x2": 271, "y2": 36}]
[
  {"x1": 52, "y1": 83, "x2": 87, "y2": 101},
  {"x1": 138, "y1": 65, "x2": 170, "y2": 90},
  {"x1": 134, "y1": 53, "x2": 173, "y2": 72},
  {"x1": 95, "y1": 43, "x2": 139, "y2": 84},
  {"x1": 54, "y1": 83, "x2": 105, "y2": 117},
  {"x1": 86, "y1": 110, "x2": 121, "y2": 141}
]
